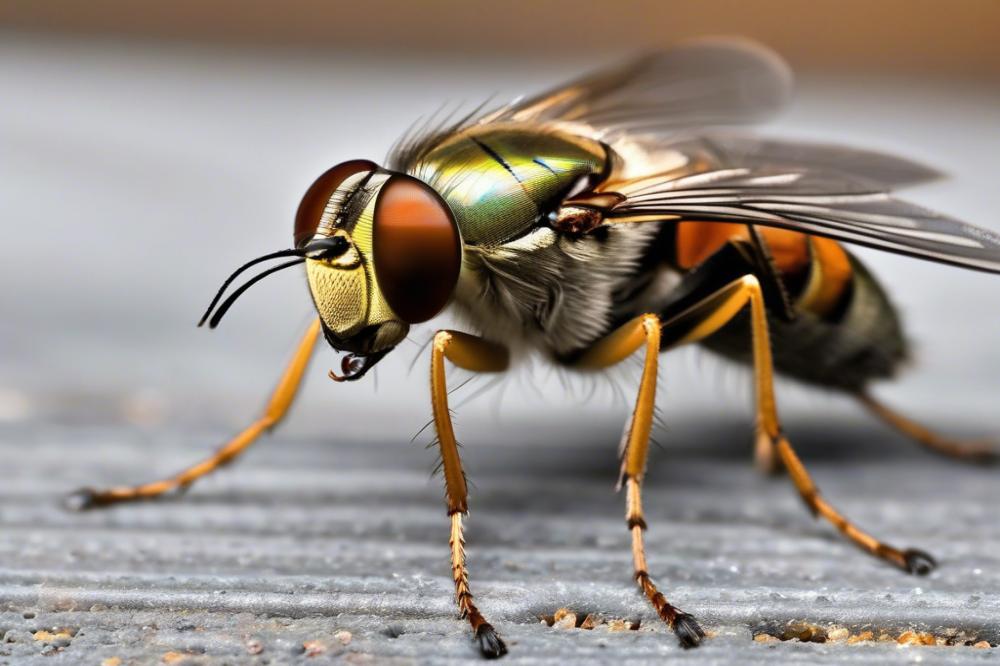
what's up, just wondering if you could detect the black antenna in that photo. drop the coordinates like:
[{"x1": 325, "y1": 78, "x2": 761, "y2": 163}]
[
  {"x1": 197, "y1": 249, "x2": 303, "y2": 327},
  {"x1": 204, "y1": 258, "x2": 305, "y2": 329}
]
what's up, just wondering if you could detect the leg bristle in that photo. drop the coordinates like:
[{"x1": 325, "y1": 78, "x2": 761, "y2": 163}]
[
  {"x1": 63, "y1": 488, "x2": 100, "y2": 512},
  {"x1": 475, "y1": 624, "x2": 507, "y2": 659},
  {"x1": 904, "y1": 548, "x2": 937, "y2": 576},
  {"x1": 672, "y1": 613, "x2": 706, "y2": 649}
]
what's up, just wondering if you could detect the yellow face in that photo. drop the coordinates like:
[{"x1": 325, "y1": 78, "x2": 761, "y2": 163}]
[
  {"x1": 201, "y1": 161, "x2": 458, "y2": 382},
  {"x1": 296, "y1": 162, "x2": 462, "y2": 368},
  {"x1": 304, "y1": 198, "x2": 409, "y2": 355}
]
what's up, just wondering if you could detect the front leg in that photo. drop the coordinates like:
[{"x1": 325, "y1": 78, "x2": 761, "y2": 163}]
[
  {"x1": 67, "y1": 318, "x2": 323, "y2": 509},
  {"x1": 429, "y1": 330, "x2": 510, "y2": 658}
]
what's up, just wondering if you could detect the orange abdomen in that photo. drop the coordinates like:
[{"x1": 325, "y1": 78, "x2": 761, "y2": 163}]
[{"x1": 675, "y1": 222, "x2": 853, "y2": 318}]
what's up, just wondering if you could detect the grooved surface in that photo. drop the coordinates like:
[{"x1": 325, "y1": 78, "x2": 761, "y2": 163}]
[{"x1": 1, "y1": 420, "x2": 998, "y2": 663}]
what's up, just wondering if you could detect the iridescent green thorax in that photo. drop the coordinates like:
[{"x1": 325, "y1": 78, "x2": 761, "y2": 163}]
[{"x1": 409, "y1": 124, "x2": 608, "y2": 246}]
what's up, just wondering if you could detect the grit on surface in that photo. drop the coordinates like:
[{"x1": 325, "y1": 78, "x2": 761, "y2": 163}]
[{"x1": 0, "y1": 417, "x2": 997, "y2": 664}]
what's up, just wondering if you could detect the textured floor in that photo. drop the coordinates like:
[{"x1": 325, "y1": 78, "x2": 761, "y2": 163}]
[{"x1": 1, "y1": 416, "x2": 998, "y2": 664}]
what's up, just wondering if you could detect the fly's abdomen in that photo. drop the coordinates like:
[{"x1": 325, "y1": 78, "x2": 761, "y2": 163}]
[
  {"x1": 702, "y1": 250, "x2": 908, "y2": 390},
  {"x1": 410, "y1": 124, "x2": 608, "y2": 245}
]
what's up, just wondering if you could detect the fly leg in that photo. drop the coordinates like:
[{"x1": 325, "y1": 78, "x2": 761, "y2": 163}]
[
  {"x1": 430, "y1": 330, "x2": 510, "y2": 658},
  {"x1": 67, "y1": 318, "x2": 322, "y2": 509},
  {"x1": 661, "y1": 275, "x2": 936, "y2": 575},
  {"x1": 857, "y1": 392, "x2": 997, "y2": 463},
  {"x1": 573, "y1": 314, "x2": 705, "y2": 648}
]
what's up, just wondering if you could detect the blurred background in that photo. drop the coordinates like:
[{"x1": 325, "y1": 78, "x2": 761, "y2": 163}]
[{"x1": 2, "y1": 0, "x2": 999, "y2": 444}]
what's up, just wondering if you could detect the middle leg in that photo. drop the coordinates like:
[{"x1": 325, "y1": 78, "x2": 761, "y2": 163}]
[{"x1": 574, "y1": 314, "x2": 705, "y2": 648}]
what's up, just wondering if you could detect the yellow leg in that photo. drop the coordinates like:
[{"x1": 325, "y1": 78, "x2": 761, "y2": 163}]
[
  {"x1": 68, "y1": 318, "x2": 323, "y2": 510},
  {"x1": 665, "y1": 276, "x2": 936, "y2": 575},
  {"x1": 575, "y1": 314, "x2": 705, "y2": 648},
  {"x1": 430, "y1": 330, "x2": 509, "y2": 658},
  {"x1": 858, "y1": 392, "x2": 997, "y2": 463}
]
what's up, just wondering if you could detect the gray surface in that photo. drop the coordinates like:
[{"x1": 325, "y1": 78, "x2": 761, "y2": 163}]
[
  {"x1": 1, "y1": 419, "x2": 998, "y2": 664},
  {"x1": 2, "y1": 33, "x2": 999, "y2": 664}
]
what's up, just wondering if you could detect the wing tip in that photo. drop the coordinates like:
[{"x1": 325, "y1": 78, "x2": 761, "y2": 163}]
[{"x1": 673, "y1": 36, "x2": 794, "y2": 97}]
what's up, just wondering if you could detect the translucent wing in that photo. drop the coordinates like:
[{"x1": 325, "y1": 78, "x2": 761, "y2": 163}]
[
  {"x1": 654, "y1": 133, "x2": 943, "y2": 189},
  {"x1": 488, "y1": 38, "x2": 793, "y2": 134},
  {"x1": 389, "y1": 39, "x2": 793, "y2": 170},
  {"x1": 603, "y1": 168, "x2": 1000, "y2": 273}
]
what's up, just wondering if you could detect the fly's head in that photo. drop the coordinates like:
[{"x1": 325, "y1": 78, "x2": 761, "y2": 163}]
[
  {"x1": 295, "y1": 160, "x2": 463, "y2": 380},
  {"x1": 199, "y1": 160, "x2": 462, "y2": 382}
]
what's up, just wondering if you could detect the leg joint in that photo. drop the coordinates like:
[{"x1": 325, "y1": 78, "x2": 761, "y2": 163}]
[
  {"x1": 740, "y1": 273, "x2": 762, "y2": 292},
  {"x1": 433, "y1": 329, "x2": 453, "y2": 352}
]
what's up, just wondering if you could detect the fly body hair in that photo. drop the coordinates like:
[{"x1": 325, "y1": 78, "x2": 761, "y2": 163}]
[{"x1": 451, "y1": 222, "x2": 661, "y2": 359}]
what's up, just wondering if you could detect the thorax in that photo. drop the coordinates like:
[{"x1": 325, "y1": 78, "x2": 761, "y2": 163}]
[
  {"x1": 449, "y1": 223, "x2": 662, "y2": 360},
  {"x1": 409, "y1": 123, "x2": 608, "y2": 247}
]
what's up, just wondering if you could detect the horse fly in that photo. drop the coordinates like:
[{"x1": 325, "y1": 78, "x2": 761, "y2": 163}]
[{"x1": 68, "y1": 39, "x2": 1000, "y2": 657}]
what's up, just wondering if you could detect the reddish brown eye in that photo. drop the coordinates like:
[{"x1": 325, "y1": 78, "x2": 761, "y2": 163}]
[
  {"x1": 294, "y1": 159, "x2": 377, "y2": 247},
  {"x1": 373, "y1": 176, "x2": 461, "y2": 324}
]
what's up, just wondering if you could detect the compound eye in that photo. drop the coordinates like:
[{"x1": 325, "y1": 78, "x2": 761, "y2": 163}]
[
  {"x1": 373, "y1": 175, "x2": 461, "y2": 324},
  {"x1": 294, "y1": 159, "x2": 377, "y2": 247}
]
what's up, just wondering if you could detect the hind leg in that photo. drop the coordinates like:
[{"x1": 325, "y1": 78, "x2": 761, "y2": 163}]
[
  {"x1": 858, "y1": 392, "x2": 997, "y2": 463},
  {"x1": 659, "y1": 275, "x2": 936, "y2": 575}
]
